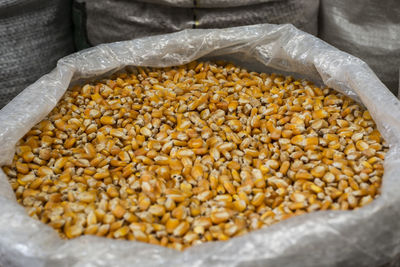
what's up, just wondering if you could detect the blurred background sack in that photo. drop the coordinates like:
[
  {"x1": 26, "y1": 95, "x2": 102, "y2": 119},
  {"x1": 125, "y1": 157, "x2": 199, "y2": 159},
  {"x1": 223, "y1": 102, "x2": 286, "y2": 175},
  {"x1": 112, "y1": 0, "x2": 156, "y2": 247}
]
[
  {"x1": 319, "y1": 0, "x2": 400, "y2": 95},
  {"x1": 1, "y1": 0, "x2": 399, "y2": 107},
  {"x1": 0, "y1": 0, "x2": 74, "y2": 108},
  {"x1": 72, "y1": 0, "x2": 319, "y2": 48}
]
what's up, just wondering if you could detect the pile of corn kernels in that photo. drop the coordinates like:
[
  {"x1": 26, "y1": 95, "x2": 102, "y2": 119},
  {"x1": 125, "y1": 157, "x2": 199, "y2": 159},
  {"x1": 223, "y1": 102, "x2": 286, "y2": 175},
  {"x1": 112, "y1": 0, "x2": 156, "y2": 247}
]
[{"x1": 2, "y1": 61, "x2": 387, "y2": 250}]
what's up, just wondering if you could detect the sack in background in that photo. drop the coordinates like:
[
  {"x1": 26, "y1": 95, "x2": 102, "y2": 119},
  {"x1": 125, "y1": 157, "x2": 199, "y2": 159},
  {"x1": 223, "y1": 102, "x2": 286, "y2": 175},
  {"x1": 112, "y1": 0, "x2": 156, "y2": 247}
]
[
  {"x1": 0, "y1": 24, "x2": 400, "y2": 266},
  {"x1": 72, "y1": 0, "x2": 319, "y2": 49},
  {"x1": 318, "y1": 0, "x2": 400, "y2": 95},
  {"x1": 0, "y1": 0, "x2": 75, "y2": 108},
  {"x1": 135, "y1": 0, "x2": 282, "y2": 8}
]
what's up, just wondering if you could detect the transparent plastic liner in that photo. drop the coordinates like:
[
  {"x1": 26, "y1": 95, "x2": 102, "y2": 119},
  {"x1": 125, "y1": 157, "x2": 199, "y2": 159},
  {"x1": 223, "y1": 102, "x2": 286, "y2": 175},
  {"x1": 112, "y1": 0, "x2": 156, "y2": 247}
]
[{"x1": 1, "y1": 24, "x2": 400, "y2": 267}]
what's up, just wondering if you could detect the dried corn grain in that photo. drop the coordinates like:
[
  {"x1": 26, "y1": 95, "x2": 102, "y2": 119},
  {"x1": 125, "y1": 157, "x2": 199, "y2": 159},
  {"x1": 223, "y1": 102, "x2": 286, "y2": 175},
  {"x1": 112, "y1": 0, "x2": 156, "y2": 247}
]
[{"x1": 2, "y1": 61, "x2": 388, "y2": 250}]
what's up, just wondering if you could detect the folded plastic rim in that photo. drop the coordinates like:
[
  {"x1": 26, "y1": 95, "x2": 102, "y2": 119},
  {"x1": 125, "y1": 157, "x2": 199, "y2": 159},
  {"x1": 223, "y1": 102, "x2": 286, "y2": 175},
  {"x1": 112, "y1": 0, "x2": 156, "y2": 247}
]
[{"x1": 0, "y1": 24, "x2": 400, "y2": 267}]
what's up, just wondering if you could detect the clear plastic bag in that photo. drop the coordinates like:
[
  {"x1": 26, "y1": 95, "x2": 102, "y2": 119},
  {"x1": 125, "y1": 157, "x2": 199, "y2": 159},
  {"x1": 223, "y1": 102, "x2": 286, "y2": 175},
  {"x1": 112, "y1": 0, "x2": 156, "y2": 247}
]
[{"x1": 1, "y1": 24, "x2": 400, "y2": 267}]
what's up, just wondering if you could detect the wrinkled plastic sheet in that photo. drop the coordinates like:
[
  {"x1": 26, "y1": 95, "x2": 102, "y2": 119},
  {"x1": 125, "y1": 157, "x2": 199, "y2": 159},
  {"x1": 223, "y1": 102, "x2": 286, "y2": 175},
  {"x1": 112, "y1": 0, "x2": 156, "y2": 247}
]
[{"x1": 1, "y1": 24, "x2": 400, "y2": 267}]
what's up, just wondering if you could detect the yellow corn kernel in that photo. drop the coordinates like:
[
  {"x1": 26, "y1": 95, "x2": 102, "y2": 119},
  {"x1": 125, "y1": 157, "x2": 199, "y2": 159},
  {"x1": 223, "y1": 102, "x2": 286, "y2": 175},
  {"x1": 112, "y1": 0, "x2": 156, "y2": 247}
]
[
  {"x1": 295, "y1": 170, "x2": 313, "y2": 180},
  {"x1": 100, "y1": 116, "x2": 115, "y2": 125},
  {"x1": 211, "y1": 210, "x2": 230, "y2": 224}
]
